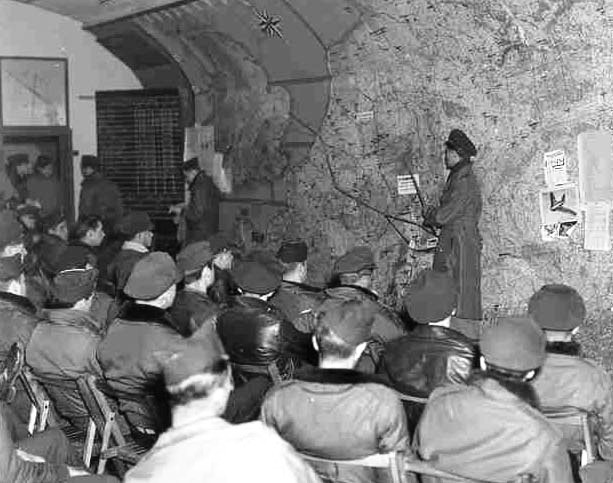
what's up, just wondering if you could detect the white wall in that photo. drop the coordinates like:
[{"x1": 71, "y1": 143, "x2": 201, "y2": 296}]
[{"x1": 0, "y1": 0, "x2": 142, "y2": 210}]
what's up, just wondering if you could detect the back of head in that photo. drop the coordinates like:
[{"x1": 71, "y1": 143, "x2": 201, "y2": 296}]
[
  {"x1": 124, "y1": 252, "x2": 181, "y2": 304},
  {"x1": 81, "y1": 155, "x2": 99, "y2": 172},
  {"x1": 528, "y1": 284, "x2": 585, "y2": 332},
  {"x1": 231, "y1": 259, "x2": 281, "y2": 297},
  {"x1": 480, "y1": 317, "x2": 546, "y2": 373},
  {"x1": 314, "y1": 298, "x2": 376, "y2": 360},
  {"x1": 176, "y1": 241, "x2": 213, "y2": 285},
  {"x1": 73, "y1": 215, "x2": 101, "y2": 241},
  {"x1": 115, "y1": 211, "x2": 153, "y2": 241},
  {"x1": 53, "y1": 268, "x2": 98, "y2": 307},
  {"x1": 403, "y1": 269, "x2": 457, "y2": 324}
]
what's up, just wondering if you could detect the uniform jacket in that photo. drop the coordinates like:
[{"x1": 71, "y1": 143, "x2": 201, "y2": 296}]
[
  {"x1": 428, "y1": 160, "x2": 482, "y2": 320},
  {"x1": 270, "y1": 280, "x2": 323, "y2": 327},
  {"x1": 97, "y1": 304, "x2": 185, "y2": 432},
  {"x1": 170, "y1": 289, "x2": 220, "y2": 337},
  {"x1": 25, "y1": 174, "x2": 61, "y2": 218},
  {"x1": 415, "y1": 378, "x2": 573, "y2": 483},
  {"x1": 0, "y1": 402, "x2": 69, "y2": 483},
  {"x1": 318, "y1": 286, "x2": 407, "y2": 372},
  {"x1": 184, "y1": 171, "x2": 220, "y2": 244},
  {"x1": 0, "y1": 292, "x2": 41, "y2": 360},
  {"x1": 106, "y1": 243, "x2": 148, "y2": 295},
  {"x1": 216, "y1": 295, "x2": 316, "y2": 371},
  {"x1": 125, "y1": 416, "x2": 322, "y2": 483},
  {"x1": 26, "y1": 308, "x2": 103, "y2": 430},
  {"x1": 532, "y1": 349, "x2": 613, "y2": 460},
  {"x1": 78, "y1": 173, "x2": 124, "y2": 229},
  {"x1": 261, "y1": 367, "x2": 408, "y2": 483}
]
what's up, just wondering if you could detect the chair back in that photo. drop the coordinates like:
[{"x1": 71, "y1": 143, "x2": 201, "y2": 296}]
[
  {"x1": 300, "y1": 451, "x2": 407, "y2": 483},
  {"x1": 542, "y1": 405, "x2": 595, "y2": 465}
]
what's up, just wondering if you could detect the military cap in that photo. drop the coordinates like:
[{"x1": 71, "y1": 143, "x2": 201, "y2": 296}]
[
  {"x1": 35, "y1": 155, "x2": 53, "y2": 169},
  {"x1": 176, "y1": 241, "x2": 213, "y2": 277},
  {"x1": 124, "y1": 252, "x2": 181, "y2": 300},
  {"x1": 333, "y1": 246, "x2": 376, "y2": 275},
  {"x1": 182, "y1": 157, "x2": 199, "y2": 172},
  {"x1": 7, "y1": 153, "x2": 29, "y2": 167},
  {"x1": 208, "y1": 232, "x2": 235, "y2": 254},
  {"x1": 0, "y1": 211, "x2": 23, "y2": 250},
  {"x1": 115, "y1": 211, "x2": 153, "y2": 239},
  {"x1": 53, "y1": 268, "x2": 98, "y2": 305},
  {"x1": 480, "y1": 317, "x2": 546, "y2": 372},
  {"x1": 528, "y1": 284, "x2": 586, "y2": 331},
  {"x1": 403, "y1": 269, "x2": 457, "y2": 324},
  {"x1": 231, "y1": 260, "x2": 281, "y2": 295},
  {"x1": 81, "y1": 155, "x2": 100, "y2": 170},
  {"x1": 277, "y1": 240, "x2": 308, "y2": 263},
  {"x1": 0, "y1": 255, "x2": 23, "y2": 282},
  {"x1": 163, "y1": 324, "x2": 228, "y2": 388},
  {"x1": 445, "y1": 129, "x2": 477, "y2": 158},
  {"x1": 53, "y1": 246, "x2": 92, "y2": 273},
  {"x1": 316, "y1": 298, "x2": 376, "y2": 346}
]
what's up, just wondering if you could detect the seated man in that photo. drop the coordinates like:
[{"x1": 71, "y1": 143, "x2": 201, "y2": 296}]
[
  {"x1": 35, "y1": 213, "x2": 68, "y2": 276},
  {"x1": 97, "y1": 252, "x2": 184, "y2": 441},
  {"x1": 216, "y1": 260, "x2": 315, "y2": 422},
  {"x1": 69, "y1": 216, "x2": 105, "y2": 267},
  {"x1": 270, "y1": 239, "x2": 323, "y2": 326},
  {"x1": 415, "y1": 316, "x2": 572, "y2": 483},
  {"x1": 124, "y1": 327, "x2": 321, "y2": 483},
  {"x1": 380, "y1": 269, "x2": 475, "y2": 431},
  {"x1": 530, "y1": 284, "x2": 613, "y2": 462},
  {"x1": 171, "y1": 241, "x2": 220, "y2": 336},
  {"x1": 26, "y1": 267, "x2": 103, "y2": 431},
  {"x1": 261, "y1": 298, "x2": 408, "y2": 483},
  {"x1": 312, "y1": 246, "x2": 407, "y2": 372},
  {"x1": 106, "y1": 211, "x2": 153, "y2": 295}
]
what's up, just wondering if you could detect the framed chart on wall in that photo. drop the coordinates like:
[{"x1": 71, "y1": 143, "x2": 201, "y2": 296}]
[{"x1": 0, "y1": 57, "x2": 68, "y2": 127}]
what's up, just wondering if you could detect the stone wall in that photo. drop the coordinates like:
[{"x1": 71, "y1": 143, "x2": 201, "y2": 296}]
[{"x1": 271, "y1": 0, "x2": 613, "y2": 366}]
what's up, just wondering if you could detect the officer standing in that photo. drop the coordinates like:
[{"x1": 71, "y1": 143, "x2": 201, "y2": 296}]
[{"x1": 423, "y1": 129, "x2": 482, "y2": 320}]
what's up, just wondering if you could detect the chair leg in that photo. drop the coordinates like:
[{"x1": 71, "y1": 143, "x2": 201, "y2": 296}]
[
  {"x1": 38, "y1": 400, "x2": 49, "y2": 432},
  {"x1": 96, "y1": 412, "x2": 116, "y2": 474},
  {"x1": 83, "y1": 418, "x2": 96, "y2": 469}
]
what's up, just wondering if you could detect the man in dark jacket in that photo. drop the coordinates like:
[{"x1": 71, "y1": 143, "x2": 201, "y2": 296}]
[
  {"x1": 97, "y1": 252, "x2": 184, "y2": 441},
  {"x1": 171, "y1": 240, "x2": 220, "y2": 336},
  {"x1": 169, "y1": 157, "x2": 220, "y2": 245},
  {"x1": 106, "y1": 211, "x2": 153, "y2": 295},
  {"x1": 423, "y1": 129, "x2": 482, "y2": 321},
  {"x1": 26, "y1": 268, "x2": 104, "y2": 432},
  {"x1": 35, "y1": 213, "x2": 68, "y2": 277},
  {"x1": 261, "y1": 298, "x2": 409, "y2": 483},
  {"x1": 308, "y1": 246, "x2": 406, "y2": 372},
  {"x1": 380, "y1": 269, "x2": 475, "y2": 431},
  {"x1": 216, "y1": 260, "x2": 314, "y2": 423},
  {"x1": 69, "y1": 215, "x2": 105, "y2": 268},
  {"x1": 78, "y1": 155, "x2": 124, "y2": 235},
  {"x1": 530, "y1": 285, "x2": 613, "y2": 466},
  {"x1": 25, "y1": 155, "x2": 62, "y2": 218},
  {"x1": 270, "y1": 240, "x2": 323, "y2": 327}
]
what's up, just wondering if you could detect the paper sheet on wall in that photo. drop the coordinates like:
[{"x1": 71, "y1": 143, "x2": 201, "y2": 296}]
[
  {"x1": 543, "y1": 150, "x2": 568, "y2": 188},
  {"x1": 211, "y1": 152, "x2": 232, "y2": 194},
  {"x1": 397, "y1": 174, "x2": 419, "y2": 195},
  {"x1": 584, "y1": 203, "x2": 611, "y2": 251},
  {"x1": 184, "y1": 125, "x2": 215, "y2": 173},
  {"x1": 578, "y1": 131, "x2": 613, "y2": 203}
]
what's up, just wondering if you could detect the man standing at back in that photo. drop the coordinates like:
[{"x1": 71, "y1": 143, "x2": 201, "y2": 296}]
[{"x1": 79, "y1": 155, "x2": 124, "y2": 235}]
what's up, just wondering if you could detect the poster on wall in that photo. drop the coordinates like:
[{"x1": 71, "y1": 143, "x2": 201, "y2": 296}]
[
  {"x1": 578, "y1": 130, "x2": 613, "y2": 204},
  {"x1": 543, "y1": 149, "x2": 568, "y2": 188},
  {"x1": 539, "y1": 183, "x2": 579, "y2": 241},
  {"x1": 1, "y1": 57, "x2": 68, "y2": 126},
  {"x1": 184, "y1": 125, "x2": 215, "y2": 172},
  {"x1": 584, "y1": 203, "x2": 611, "y2": 251}
]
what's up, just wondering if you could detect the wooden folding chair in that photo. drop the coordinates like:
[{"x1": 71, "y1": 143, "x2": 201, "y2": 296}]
[
  {"x1": 19, "y1": 368, "x2": 52, "y2": 434},
  {"x1": 542, "y1": 406, "x2": 596, "y2": 466},
  {"x1": 231, "y1": 361, "x2": 283, "y2": 384},
  {"x1": 300, "y1": 451, "x2": 407, "y2": 483},
  {"x1": 76, "y1": 375, "x2": 148, "y2": 475}
]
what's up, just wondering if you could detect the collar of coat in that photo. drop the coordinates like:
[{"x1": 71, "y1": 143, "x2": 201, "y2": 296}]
[
  {"x1": 294, "y1": 367, "x2": 391, "y2": 387},
  {"x1": 325, "y1": 284, "x2": 379, "y2": 301},
  {"x1": 119, "y1": 302, "x2": 176, "y2": 329},
  {"x1": 0, "y1": 291, "x2": 37, "y2": 314},
  {"x1": 44, "y1": 307, "x2": 102, "y2": 336},
  {"x1": 121, "y1": 240, "x2": 149, "y2": 253},
  {"x1": 282, "y1": 280, "x2": 323, "y2": 293}
]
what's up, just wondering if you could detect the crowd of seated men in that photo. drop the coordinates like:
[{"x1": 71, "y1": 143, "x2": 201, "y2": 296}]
[{"x1": 0, "y1": 202, "x2": 612, "y2": 483}]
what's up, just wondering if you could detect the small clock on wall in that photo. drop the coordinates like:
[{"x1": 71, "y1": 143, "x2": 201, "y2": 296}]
[{"x1": 0, "y1": 57, "x2": 68, "y2": 127}]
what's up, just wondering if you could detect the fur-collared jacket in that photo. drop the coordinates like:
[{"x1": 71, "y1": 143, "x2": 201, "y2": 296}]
[{"x1": 97, "y1": 303, "x2": 185, "y2": 432}]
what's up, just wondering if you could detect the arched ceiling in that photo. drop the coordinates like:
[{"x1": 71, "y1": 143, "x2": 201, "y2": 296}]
[{"x1": 16, "y1": 0, "x2": 364, "y2": 147}]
